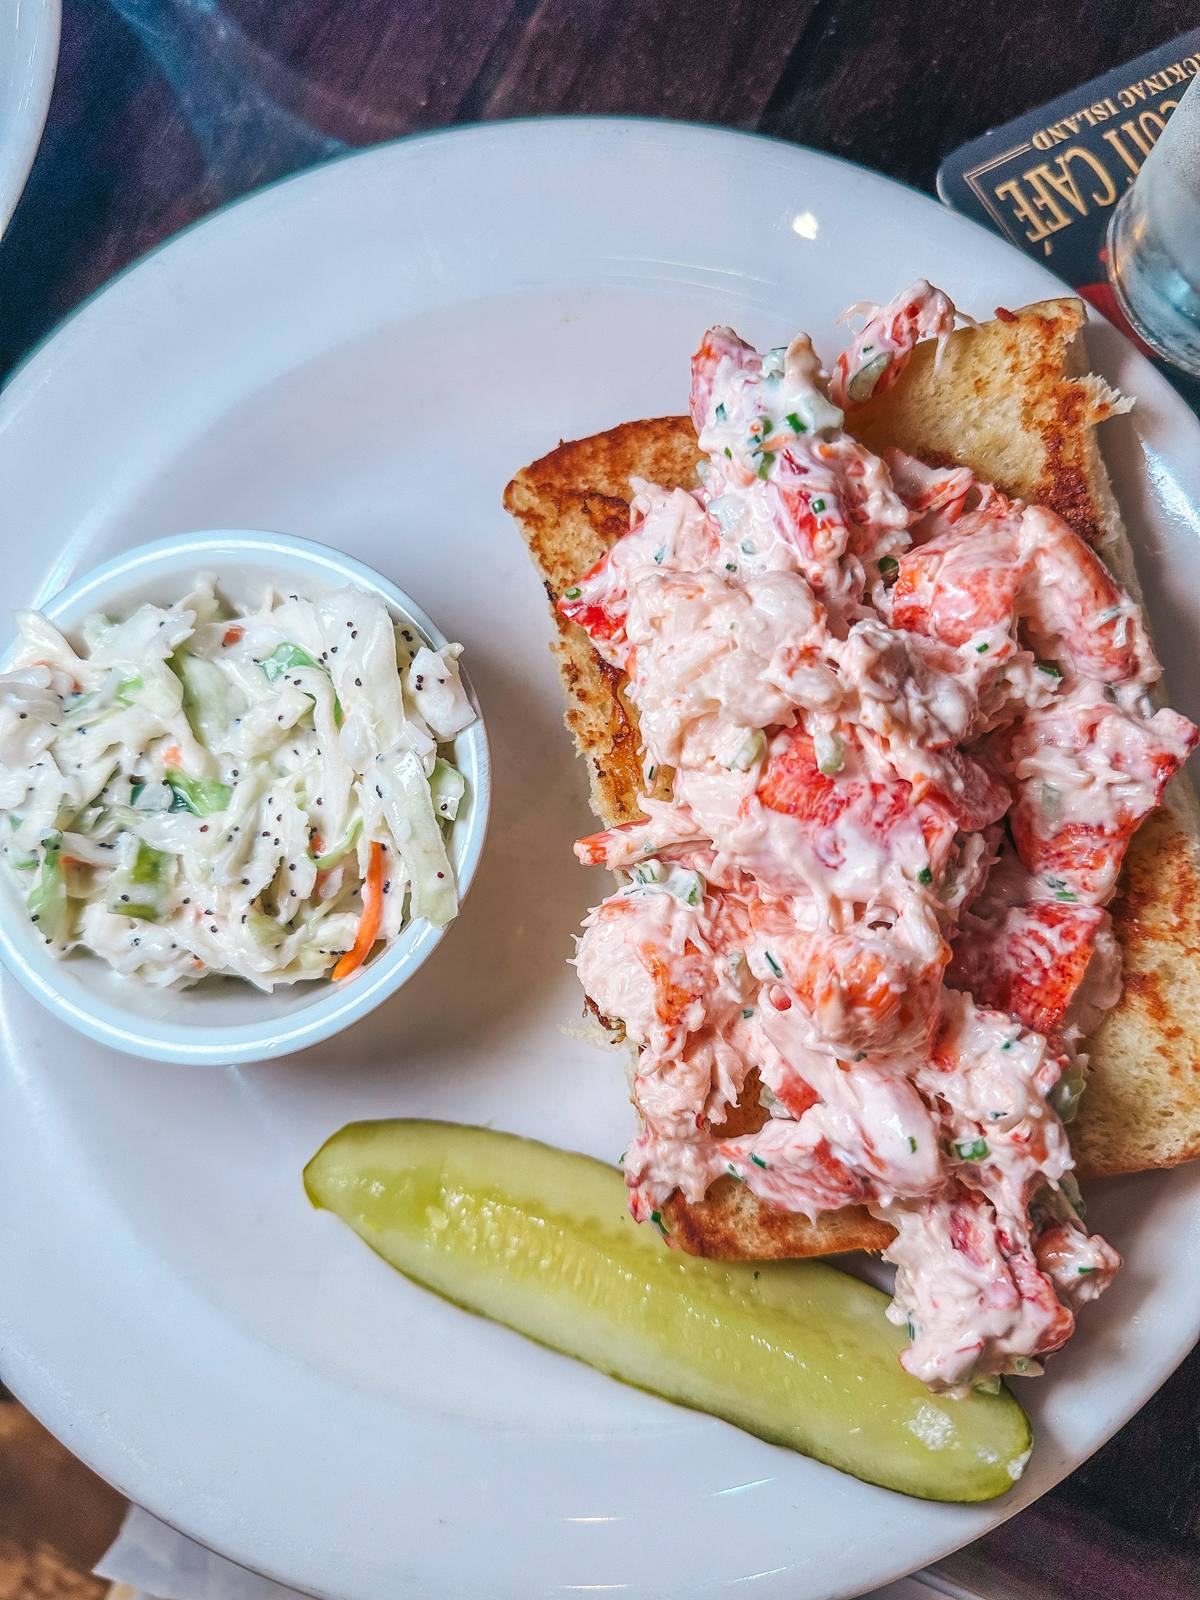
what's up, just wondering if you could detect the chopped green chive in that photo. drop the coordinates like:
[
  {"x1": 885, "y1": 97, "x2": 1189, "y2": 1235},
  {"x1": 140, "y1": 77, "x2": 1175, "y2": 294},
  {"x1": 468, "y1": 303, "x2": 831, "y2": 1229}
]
[
  {"x1": 811, "y1": 497, "x2": 826, "y2": 513},
  {"x1": 649, "y1": 1209, "x2": 669, "y2": 1238},
  {"x1": 563, "y1": 585, "x2": 581, "y2": 600},
  {"x1": 726, "y1": 1163, "x2": 743, "y2": 1181},
  {"x1": 750, "y1": 1154, "x2": 768, "y2": 1170},
  {"x1": 976, "y1": 642, "x2": 989, "y2": 654},
  {"x1": 1077, "y1": 1265, "x2": 1095, "y2": 1275},
  {"x1": 878, "y1": 555, "x2": 899, "y2": 579},
  {"x1": 741, "y1": 1007, "x2": 755, "y2": 1019},
  {"x1": 907, "y1": 1135, "x2": 918, "y2": 1154},
  {"x1": 917, "y1": 866, "x2": 933, "y2": 885},
  {"x1": 854, "y1": 1050, "x2": 867, "y2": 1061},
  {"x1": 1001, "y1": 1040, "x2": 1013, "y2": 1051},
  {"x1": 756, "y1": 452, "x2": 776, "y2": 480},
  {"x1": 723, "y1": 446, "x2": 732, "y2": 459},
  {"x1": 786, "y1": 412, "x2": 807, "y2": 433},
  {"x1": 1036, "y1": 660, "x2": 1063, "y2": 678},
  {"x1": 714, "y1": 402, "x2": 727, "y2": 421},
  {"x1": 763, "y1": 950, "x2": 783, "y2": 978},
  {"x1": 725, "y1": 562, "x2": 736, "y2": 572}
]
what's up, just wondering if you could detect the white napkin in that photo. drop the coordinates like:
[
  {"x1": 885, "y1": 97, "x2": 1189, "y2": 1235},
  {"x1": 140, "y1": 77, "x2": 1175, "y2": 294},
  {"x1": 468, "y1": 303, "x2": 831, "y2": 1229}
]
[
  {"x1": 96, "y1": 1504, "x2": 979, "y2": 1600},
  {"x1": 96, "y1": 1507, "x2": 309, "y2": 1600}
]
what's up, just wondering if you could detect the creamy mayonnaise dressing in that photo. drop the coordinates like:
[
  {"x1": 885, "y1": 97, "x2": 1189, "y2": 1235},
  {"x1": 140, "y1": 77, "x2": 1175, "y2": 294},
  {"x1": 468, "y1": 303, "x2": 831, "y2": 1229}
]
[
  {"x1": 563, "y1": 282, "x2": 1197, "y2": 1393},
  {"x1": 0, "y1": 581, "x2": 474, "y2": 989}
]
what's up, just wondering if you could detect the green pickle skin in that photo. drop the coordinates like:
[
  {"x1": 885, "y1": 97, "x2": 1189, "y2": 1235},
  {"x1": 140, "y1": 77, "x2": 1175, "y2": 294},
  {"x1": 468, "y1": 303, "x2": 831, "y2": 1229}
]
[{"x1": 304, "y1": 1119, "x2": 1032, "y2": 1502}]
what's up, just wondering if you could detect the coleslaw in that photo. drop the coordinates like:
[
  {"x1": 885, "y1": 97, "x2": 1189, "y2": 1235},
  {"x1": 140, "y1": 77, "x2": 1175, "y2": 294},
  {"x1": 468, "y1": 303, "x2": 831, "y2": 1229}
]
[{"x1": 0, "y1": 577, "x2": 475, "y2": 990}]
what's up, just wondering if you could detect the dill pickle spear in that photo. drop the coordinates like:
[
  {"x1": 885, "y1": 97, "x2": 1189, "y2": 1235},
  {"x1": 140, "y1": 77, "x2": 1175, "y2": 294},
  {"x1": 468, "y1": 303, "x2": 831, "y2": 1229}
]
[{"x1": 304, "y1": 1120, "x2": 1031, "y2": 1502}]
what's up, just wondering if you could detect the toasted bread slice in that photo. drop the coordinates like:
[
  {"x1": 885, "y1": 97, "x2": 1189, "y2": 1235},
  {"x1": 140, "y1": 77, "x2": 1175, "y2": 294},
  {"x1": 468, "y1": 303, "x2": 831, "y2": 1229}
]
[
  {"x1": 503, "y1": 419, "x2": 693, "y2": 822},
  {"x1": 505, "y1": 298, "x2": 1200, "y2": 1259},
  {"x1": 850, "y1": 297, "x2": 1131, "y2": 551}
]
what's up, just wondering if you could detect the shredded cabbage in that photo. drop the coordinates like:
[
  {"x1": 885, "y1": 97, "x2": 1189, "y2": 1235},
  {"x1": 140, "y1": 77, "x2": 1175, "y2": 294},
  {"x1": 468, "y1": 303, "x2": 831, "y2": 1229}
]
[{"x1": 0, "y1": 578, "x2": 475, "y2": 990}]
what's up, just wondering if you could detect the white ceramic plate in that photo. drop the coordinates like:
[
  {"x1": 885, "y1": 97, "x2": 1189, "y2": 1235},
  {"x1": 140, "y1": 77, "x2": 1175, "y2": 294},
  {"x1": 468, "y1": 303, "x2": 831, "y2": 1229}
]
[
  {"x1": 2, "y1": 120, "x2": 1200, "y2": 1600},
  {"x1": 0, "y1": 0, "x2": 58, "y2": 233}
]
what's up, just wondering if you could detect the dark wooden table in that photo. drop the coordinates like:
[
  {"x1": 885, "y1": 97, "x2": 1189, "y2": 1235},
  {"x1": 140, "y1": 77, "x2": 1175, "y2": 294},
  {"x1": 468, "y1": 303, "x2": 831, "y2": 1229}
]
[{"x1": 2, "y1": 2, "x2": 1199, "y2": 1596}]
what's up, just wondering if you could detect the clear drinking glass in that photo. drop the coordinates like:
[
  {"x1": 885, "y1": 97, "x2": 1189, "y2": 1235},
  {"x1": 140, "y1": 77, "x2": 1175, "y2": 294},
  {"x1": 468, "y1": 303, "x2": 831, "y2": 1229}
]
[{"x1": 1106, "y1": 75, "x2": 1200, "y2": 377}]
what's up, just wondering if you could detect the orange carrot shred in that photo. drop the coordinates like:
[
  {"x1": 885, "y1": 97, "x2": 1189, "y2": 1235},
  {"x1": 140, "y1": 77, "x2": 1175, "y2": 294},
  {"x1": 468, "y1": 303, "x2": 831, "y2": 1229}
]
[
  {"x1": 223, "y1": 625, "x2": 244, "y2": 645},
  {"x1": 332, "y1": 842, "x2": 385, "y2": 980},
  {"x1": 163, "y1": 745, "x2": 182, "y2": 767}
]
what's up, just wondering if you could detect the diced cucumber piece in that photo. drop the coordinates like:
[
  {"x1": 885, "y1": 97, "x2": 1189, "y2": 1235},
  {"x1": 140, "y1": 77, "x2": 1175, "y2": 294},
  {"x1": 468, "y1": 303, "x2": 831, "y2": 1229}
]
[
  {"x1": 175, "y1": 653, "x2": 244, "y2": 749},
  {"x1": 429, "y1": 758, "x2": 466, "y2": 822},
  {"x1": 724, "y1": 728, "x2": 766, "y2": 771},
  {"x1": 631, "y1": 858, "x2": 666, "y2": 885},
  {"x1": 259, "y1": 641, "x2": 320, "y2": 683},
  {"x1": 108, "y1": 839, "x2": 173, "y2": 922},
  {"x1": 847, "y1": 350, "x2": 894, "y2": 403},
  {"x1": 627, "y1": 863, "x2": 705, "y2": 907},
  {"x1": 164, "y1": 767, "x2": 232, "y2": 816},
  {"x1": 815, "y1": 729, "x2": 845, "y2": 775},
  {"x1": 304, "y1": 1121, "x2": 1031, "y2": 1502}
]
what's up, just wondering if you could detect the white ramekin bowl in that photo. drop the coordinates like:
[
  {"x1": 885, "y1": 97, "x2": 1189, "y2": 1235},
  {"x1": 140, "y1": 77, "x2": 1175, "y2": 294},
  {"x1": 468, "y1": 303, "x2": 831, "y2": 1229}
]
[{"x1": 0, "y1": 529, "x2": 491, "y2": 1064}]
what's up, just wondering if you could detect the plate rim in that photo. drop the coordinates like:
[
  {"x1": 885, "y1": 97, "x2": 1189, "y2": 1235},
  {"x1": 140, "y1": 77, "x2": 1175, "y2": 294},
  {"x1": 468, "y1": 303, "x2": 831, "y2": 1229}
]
[
  {"x1": 1, "y1": 114, "x2": 1199, "y2": 1600},
  {"x1": 0, "y1": 0, "x2": 60, "y2": 235}
]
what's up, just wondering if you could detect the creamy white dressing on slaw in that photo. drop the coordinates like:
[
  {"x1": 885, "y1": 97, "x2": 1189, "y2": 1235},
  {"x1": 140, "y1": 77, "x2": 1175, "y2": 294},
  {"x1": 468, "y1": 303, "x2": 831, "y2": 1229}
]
[
  {"x1": 563, "y1": 282, "x2": 1198, "y2": 1394},
  {"x1": 0, "y1": 578, "x2": 475, "y2": 990}
]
